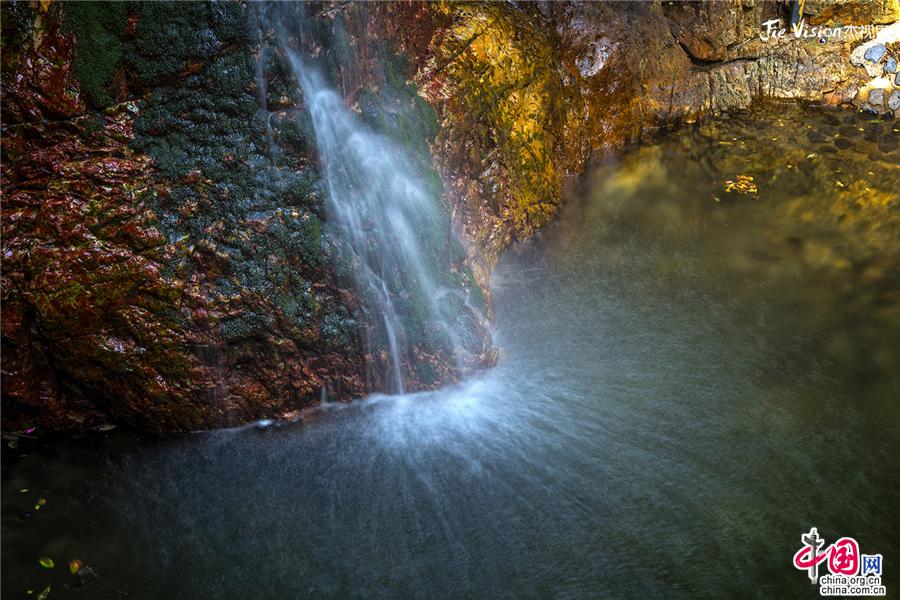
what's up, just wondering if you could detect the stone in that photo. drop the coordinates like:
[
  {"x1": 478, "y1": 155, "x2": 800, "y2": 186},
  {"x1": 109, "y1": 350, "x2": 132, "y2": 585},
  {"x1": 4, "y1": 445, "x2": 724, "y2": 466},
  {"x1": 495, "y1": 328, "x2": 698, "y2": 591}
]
[
  {"x1": 868, "y1": 88, "x2": 886, "y2": 107},
  {"x1": 888, "y1": 90, "x2": 900, "y2": 111},
  {"x1": 864, "y1": 44, "x2": 887, "y2": 63},
  {"x1": 885, "y1": 57, "x2": 898, "y2": 74}
]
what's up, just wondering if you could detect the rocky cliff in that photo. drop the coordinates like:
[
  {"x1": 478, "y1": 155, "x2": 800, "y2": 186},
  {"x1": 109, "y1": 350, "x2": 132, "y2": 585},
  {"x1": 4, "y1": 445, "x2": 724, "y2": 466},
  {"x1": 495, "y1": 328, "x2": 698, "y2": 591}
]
[
  {"x1": 2, "y1": 2, "x2": 366, "y2": 432},
  {"x1": 2, "y1": 0, "x2": 898, "y2": 433}
]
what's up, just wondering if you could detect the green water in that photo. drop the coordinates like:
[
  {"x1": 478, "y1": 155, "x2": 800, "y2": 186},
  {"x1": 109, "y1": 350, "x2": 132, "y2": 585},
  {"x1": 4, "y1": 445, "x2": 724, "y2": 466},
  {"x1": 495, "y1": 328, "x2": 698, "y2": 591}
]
[{"x1": 2, "y1": 105, "x2": 898, "y2": 599}]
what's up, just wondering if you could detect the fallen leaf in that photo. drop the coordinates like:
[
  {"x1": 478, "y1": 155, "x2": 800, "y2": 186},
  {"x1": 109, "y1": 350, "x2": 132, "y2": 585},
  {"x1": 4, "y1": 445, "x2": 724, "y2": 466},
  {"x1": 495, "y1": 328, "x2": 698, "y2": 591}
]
[
  {"x1": 38, "y1": 557, "x2": 55, "y2": 569},
  {"x1": 37, "y1": 585, "x2": 51, "y2": 600},
  {"x1": 69, "y1": 559, "x2": 83, "y2": 575},
  {"x1": 724, "y1": 175, "x2": 758, "y2": 195}
]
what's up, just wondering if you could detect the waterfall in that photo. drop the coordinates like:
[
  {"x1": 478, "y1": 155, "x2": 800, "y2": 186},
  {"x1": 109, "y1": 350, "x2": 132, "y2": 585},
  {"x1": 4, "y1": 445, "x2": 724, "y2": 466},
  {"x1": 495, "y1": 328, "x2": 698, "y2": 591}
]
[{"x1": 257, "y1": 6, "x2": 489, "y2": 393}]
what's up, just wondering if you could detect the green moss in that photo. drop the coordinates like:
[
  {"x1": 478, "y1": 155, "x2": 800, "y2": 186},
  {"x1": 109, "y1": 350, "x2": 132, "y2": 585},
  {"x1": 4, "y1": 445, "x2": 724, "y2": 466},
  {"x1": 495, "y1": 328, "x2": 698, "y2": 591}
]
[
  {"x1": 273, "y1": 112, "x2": 314, "y2": 156},
  {"x1": 62, "y1": 1, "x2": 128, "y2": 107},
  {"x1": 127, "y1": 1, "x2": 247, "y2": 85},
  {"x1": 133, "y1": 50, "x2": 257, "y2": 181},
  {"x1": 322, "y1": 311, "x2": 355, "y2": 348},
  {"x1": 262, "y1": 50, "x2": 301, "y2": 107},
  {"x1": 220, "y1": 311, "x2": 272, "y2": 342}
]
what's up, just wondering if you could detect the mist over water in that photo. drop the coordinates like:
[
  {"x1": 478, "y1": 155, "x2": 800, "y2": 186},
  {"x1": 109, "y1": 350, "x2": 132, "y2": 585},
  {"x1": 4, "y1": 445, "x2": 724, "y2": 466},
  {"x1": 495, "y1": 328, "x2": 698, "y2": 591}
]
[{"x1": 3, "y1": 108, "x2": 898, "y2": 599}]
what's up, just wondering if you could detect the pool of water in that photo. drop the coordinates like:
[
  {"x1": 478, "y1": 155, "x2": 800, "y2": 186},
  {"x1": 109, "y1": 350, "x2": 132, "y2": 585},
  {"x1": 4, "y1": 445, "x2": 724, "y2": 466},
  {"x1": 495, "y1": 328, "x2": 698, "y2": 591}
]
[{"x1": 3, "y1": 105, "x2": 899, "y2": 598}]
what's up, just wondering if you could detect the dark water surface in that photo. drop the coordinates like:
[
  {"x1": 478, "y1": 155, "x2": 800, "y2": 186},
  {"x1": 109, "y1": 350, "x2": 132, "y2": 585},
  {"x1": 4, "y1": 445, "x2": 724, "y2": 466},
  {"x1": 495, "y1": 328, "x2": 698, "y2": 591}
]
[{"x1": 3, "y1": 106, "x2": 899, "y2": 599}]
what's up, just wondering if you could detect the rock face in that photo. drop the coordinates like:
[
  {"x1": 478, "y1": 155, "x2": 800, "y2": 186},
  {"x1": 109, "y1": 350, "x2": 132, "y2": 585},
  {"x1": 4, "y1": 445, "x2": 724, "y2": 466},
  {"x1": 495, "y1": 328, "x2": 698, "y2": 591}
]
[
  {"x1": 388, "y1": 1, "x2": 900, "y2": 272},
  {"x1": 2, "y1": 2, "x2": 365, "y2": 432},
  {"x1": 2, "y1": 0, "x2": 898, "y2": 433}
]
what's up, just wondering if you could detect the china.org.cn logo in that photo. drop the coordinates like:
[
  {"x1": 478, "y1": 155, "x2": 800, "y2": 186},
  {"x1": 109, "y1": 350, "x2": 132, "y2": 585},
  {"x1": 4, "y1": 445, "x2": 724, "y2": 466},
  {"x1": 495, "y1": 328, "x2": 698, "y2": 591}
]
[{"x1": 793, "y1": 527, "x2": 886, "y2": 596}]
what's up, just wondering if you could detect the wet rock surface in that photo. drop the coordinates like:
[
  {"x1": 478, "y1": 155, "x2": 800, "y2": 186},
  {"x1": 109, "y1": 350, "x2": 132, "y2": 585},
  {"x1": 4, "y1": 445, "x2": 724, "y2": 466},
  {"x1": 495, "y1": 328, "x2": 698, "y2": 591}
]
[
  {"x1": 2, "y1": 2, "x2": 365, "y2": 432},
  {"x1": 2, "y1": 0, "x2": 898, "y2": 432},
  {"x1": 370, "y1": 1, "x2": 899, "y2": 271}
]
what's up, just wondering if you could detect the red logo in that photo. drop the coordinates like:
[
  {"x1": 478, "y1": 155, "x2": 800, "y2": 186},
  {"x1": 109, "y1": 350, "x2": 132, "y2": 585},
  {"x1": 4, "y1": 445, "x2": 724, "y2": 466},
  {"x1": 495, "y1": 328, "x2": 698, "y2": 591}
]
[{"x1": 793, "y1": 528, "x2": 861, "y2": 582}]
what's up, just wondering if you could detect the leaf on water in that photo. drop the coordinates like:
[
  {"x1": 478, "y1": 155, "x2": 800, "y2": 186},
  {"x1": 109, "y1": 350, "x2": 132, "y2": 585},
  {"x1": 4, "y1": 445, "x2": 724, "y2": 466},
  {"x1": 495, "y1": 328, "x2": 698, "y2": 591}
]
[
  {"x1": 38, "y1": 557, "x2": 55, "y2": 569},
  {"x1": 69, "y1": 559, "x2": 83, "y2": 575},
  {"x1": 19, "y1": 489, "x2": 28, "y2": 493},
  {"x1": 96, "y1": 424, "x2": 116, "y2": 432},
  {"x1": 724, "y1": 175, "x2": 758, "y2": 195},
  {"x1": 37, "y1": 585, "x2": 51, "y2": 600},
  {"x1": 37, "y1": 498, "x2": 47, "y2": 506}
]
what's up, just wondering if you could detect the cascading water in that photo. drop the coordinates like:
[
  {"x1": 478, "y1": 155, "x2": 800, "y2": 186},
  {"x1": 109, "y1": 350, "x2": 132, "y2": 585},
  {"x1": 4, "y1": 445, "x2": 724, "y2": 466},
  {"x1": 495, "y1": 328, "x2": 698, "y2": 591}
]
[{"x1": 257, "y1": 5, "x2": 489, "y2": 393}]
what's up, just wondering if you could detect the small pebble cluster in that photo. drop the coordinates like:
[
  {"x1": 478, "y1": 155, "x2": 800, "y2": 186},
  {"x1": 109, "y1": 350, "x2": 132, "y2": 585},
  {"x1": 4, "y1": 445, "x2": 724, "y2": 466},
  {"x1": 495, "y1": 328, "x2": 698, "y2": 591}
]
[{"x1": 854, "y1": 35, "x2": 900, "y2": 113}]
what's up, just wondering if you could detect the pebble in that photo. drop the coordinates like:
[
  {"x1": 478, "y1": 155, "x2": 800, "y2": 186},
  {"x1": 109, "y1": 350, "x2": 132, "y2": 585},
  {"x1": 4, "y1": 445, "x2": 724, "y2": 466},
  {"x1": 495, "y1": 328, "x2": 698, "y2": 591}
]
[
  {"x1": 878, "y1": 136, "x2": 899, "y2": 153},
  {"x1": 863, "y1": 124, "x2": 882, "y2": 142},
  {"x1": 888, "y1": 90, "x2": 900, "y2": 112},
  {"x1": 867, "y1": 88, "x2": 885, "y2": 108},
  {"x1": 885, "y1": 57, "x2": 898, "y2": 74},
  {"x1": 864, "y1": 44, "x2": 887, "y2": 63},
  {"x1": 835, "y1": 137, "x2": 853, "y2": 150},
  {"x1": 806, "y1": 130, "x2": 826, "y2": 143}
]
